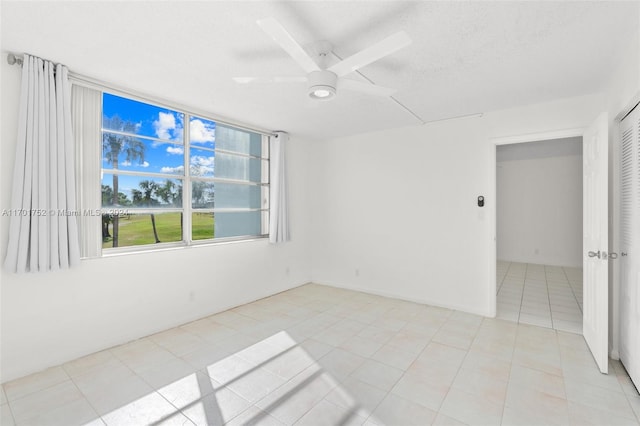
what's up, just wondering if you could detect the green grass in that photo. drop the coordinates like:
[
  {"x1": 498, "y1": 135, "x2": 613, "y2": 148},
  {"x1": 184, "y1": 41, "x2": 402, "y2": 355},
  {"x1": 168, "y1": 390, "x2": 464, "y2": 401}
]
[{"x1": 103, "y1": 212, "x2": 214, "y2": 248}]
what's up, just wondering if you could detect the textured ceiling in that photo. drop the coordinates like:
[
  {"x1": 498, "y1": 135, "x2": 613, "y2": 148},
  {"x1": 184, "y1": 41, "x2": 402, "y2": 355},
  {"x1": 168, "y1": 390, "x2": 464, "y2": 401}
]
[{"x1": 2, "y1": 1, "x2": 638, "y2": 140}]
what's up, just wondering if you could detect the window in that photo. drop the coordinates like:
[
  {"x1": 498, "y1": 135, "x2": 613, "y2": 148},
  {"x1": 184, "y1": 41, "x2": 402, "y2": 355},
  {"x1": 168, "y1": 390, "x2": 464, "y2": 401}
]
[{"x1": 101, "y1": 93, "x2": 269, "y2": 250}]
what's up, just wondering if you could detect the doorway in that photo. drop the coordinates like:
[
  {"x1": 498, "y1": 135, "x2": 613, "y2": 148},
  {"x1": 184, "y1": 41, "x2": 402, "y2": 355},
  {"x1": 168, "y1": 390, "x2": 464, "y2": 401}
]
[{"x1": 495, "y1": 137, "x2": 584, "y2": 334}]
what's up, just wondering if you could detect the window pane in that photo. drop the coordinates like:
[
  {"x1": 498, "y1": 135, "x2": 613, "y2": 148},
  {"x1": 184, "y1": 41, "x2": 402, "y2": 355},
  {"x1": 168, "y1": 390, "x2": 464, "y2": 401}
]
[
  {"x1": 192, "y1": 212, "x2": 214, "y2": 240},
  {"x1": 103, "y1": 93, "x2": 184, "y2": 142},
  {"x1": 216, "y1": 183, "x2": 262, "y2": 209},
  {"x1": 190, "y1": 147, "x2": 215, "y2": 177},
  {"x1": 215, "y1": 152, "x2": 263, "y2": 182},
  {"x1": 102, "y1": 135, "x2": 184, "y2": 175},
  {"x1": 215, "y1": 211, "x2": 262, "y2": 238},
  {"x1": 191, "y1": 211, "x2": 263, "y2": 241},
  {"x1": 190, "y1": 181, "x2": 262, "y2": 209},
  {"x1": 102, "y1": 212, "x2": 183, "y2": 248},
  {"x1": 216, "y1": 124, "x2": 262, "y2": 157},
  {"x1": 189, "y1": 116, "x2": 215, "y2": 149},
  {"x1": 191, "y1": 181, "x2": 215, "y2": 209},
  {"x1": 102, "y1": 175, "x2": 182, "y2": 208}
]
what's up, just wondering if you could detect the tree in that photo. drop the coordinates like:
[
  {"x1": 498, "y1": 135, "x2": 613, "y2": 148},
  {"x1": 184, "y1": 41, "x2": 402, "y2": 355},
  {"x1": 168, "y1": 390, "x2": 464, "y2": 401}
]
[
  {"x1": 134, "y1": 180, "x2": 161, "y2": 243},
  {"x1": 103, "y1": 116, "x2": 145, "y2": 247},
  {"x1": 155, "y1": 180, "x2": 184, "y2": 239},
  {"x1": 101, "y1": 184, "x2": 131, "y2": 240}
]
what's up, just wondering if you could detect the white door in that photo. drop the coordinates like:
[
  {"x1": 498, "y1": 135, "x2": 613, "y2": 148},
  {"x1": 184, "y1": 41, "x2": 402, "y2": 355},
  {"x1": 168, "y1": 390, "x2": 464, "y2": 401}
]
[
  {"x1": 619, "y1": 104, "x2": 640, "y2": 387},
  {"x1": 583, "y1": 112, "x2": 609, "y2": 374}
]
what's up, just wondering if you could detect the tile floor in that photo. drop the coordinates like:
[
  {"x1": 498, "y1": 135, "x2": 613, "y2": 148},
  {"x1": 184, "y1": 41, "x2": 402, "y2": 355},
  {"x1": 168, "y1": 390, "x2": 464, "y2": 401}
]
[
  {"x1": 2, "y1": 284, "x2": 639, "y2": 426},
  {"x1": 497, "y1": 261, "x2": 584, "y2": 334}
]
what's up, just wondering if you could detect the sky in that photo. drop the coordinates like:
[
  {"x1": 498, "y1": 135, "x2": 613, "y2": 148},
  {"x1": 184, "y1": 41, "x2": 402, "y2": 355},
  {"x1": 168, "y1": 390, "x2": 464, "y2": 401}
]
[{"x1": 102, "y1": 93, "x2": 216, "y2": 203}]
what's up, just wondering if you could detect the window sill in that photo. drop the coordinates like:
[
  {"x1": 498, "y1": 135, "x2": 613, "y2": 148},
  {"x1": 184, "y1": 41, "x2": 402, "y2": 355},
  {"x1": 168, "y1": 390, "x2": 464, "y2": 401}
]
[{"x1": 83, "y1": 235, "x2": 269, "y2": 260}]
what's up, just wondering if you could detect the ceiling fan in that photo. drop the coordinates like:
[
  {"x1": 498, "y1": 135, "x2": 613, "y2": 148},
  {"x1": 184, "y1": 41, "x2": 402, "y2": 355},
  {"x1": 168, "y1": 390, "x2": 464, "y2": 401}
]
[{"x1": 234, "y1": 18, "x2": 412, "y2": 101}]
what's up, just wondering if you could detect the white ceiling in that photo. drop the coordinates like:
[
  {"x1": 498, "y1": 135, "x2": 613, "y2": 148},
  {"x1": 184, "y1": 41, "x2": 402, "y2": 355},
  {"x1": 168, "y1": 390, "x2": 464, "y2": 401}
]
[{"x1": 2, "y1": 1, "x2": 638, "y2": 140}]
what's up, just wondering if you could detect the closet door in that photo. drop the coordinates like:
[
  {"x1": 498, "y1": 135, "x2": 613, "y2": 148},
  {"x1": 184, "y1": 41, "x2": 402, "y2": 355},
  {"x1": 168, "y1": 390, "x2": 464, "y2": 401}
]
[{"x1": 620, "y1": 103, "x2": 640, "y2": 388}]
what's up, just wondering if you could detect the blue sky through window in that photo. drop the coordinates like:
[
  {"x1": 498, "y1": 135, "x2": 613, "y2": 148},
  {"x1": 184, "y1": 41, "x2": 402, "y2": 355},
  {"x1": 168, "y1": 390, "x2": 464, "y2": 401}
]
[{"x1": 102, "y1": 93, "x2": 217, "y2": 194}]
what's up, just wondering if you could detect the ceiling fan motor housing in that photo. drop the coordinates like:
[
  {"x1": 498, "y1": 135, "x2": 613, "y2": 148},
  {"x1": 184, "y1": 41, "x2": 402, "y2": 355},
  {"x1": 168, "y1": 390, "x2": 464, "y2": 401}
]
[{"x1": 308, "y1": 70, "x2": 338, "y2": 100}]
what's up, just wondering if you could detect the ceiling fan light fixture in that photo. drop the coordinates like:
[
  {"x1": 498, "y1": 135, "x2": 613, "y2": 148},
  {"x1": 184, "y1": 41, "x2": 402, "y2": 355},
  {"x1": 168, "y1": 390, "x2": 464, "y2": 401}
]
[
  {"x1": 309, "y1": 85, "x2": 336, "y2": 100},
  {"x1": 308, "y1": 70, "x2": 337, "y2": 101}
]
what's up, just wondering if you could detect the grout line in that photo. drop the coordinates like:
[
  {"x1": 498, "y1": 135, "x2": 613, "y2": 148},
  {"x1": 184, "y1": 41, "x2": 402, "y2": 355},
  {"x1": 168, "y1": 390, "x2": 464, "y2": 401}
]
[{"x1": 545, "y1": 265, "x2": 555, "y2": 330}]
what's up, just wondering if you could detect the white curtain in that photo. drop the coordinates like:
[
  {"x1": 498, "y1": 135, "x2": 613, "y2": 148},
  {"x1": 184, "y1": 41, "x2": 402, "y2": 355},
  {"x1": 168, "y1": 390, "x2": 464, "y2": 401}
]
[
  {"x1": 4, "y1": 54, "x2": 80, "y2": 272},
  {"x1": 72, "y1": 85, "x2": 102, "y2": 259},
  {"x1": 269, "y1": 131, "x2": 290, "y2": 243}
]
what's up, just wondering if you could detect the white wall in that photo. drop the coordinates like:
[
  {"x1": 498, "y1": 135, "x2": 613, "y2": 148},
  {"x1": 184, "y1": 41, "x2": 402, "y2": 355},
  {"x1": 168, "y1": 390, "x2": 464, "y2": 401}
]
[
  {"x1": 0, "y1": 61, "x2": 313, "y2": 383},
  {"x1": 497, "y1": 141, "x2": 583, "y2": 267},
  {"x1": 310, "y1": 94, "x2": 603, "y2": 317}
]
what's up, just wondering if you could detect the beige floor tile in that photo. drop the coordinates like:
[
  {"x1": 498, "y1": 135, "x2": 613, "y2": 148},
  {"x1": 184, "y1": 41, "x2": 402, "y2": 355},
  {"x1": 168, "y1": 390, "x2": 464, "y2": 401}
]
[
  {"x1": 370, "y1": 343, "x2": 421, "y2": 370},
  {"x1": 460, "y1": 350, "x2": 512, "y2": 382},
  {"x1": 439, "y1": 387, "x2": 504, "y2": 425},
  {"x1": 338, "y1": 335, "x2": 385, "y2": 358},
  {"x1": 564, "y1": 380, "x2": 636, "y2": 419},
  {"x1": 179, "y1": 317, "x2": 238, "y2": 343},
  {"x1": 567, "y1": 400, "x2": 640, "y2": 426},
  {"x1": 18, "y1": 397, "x2": 103, "y2": 426},
  {"x1": 224, "y1": 405, "x2": 285, "y2": 426},
  {"x1": 503, "y1": 383, "x2": 569, "y2": 426},
  {"x1": 431, "y1": 412, "x2": 468, "y2": 425},
  {"x1": 3, "y1": 366, "x2": 69, "y2": 402},
  {"x1": 62, "y1": 350, "x2": 119, "y2": 378},
  {"x1": 1, "y1": 403, "x2": 15, "y2": 426},
  {"x1": 370, "y1": 393, "x2": 437, "y2": 426},
  {"x1": 509, "y1": 364, "x2": 566, "y2": 399},
  {"x1": 628, "y1": 393, "x2": 640, "y2": 422},
  {"x1": 149, "y1": 328, "x2": 209, "y2": 357},
  {"x1": 350, "y1": 360, "x2": 404, "y2": 392},
  {"x1": 156, "y1": 370, "x2": 216, "y2": 409},
  {"x1": 100, "y1": 391, "x2": 191, "y2": 426},
  {"x1": 138, "y1": 357, "x2": 200, "y2": 390},
  {"x1": 391, "y1": 372, "x2": 450, "y2": 411},
  {"x1": 450, "y1": 367, "x2": 508, "y2": 406},
  {"x1": 256, "y1": 366, "x2": 337, "y2": 424},
  {"x1": 261, "y1": 346, "x2": 318, "y2": 382},
  {"x1": 317, "y1": 348, "x2": 366, "y2": 382},
  {"x1": 324, "y1": 376, "x2": 387, "y2": 414},
  {"x1": 295, "y1": 399, "x2": 361, "y2": 426},
  {"x1": 76, "y1": 373, "x2": 155, "y2": 416},
  {"x1": 110, "y1": 338, "x2": 177, "y2": 373},
  {"x1": 8, "y1": 380, "x2": 84, "y2": 424},
  {"x1": 177, "y1": 384, "x2": 251, "y2": 425}
]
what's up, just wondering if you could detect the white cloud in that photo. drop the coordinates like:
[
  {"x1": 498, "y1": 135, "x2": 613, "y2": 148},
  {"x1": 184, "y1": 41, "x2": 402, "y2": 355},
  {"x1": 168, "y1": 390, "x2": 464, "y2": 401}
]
[
  {"x1": 161, "y1": 165, "x2": 185, "y2": 174},
  {"x1": 117, "y1": 160, "x2": 148, "y2": 168},
  {"x1": 166, "y1": 146, "x2": 184, "y2": 155},
  {"x1": 190, "y1": 155, "x2": 214, "y2": 176},
  {"x1": 190, "y1": 119, "x2": 215, "y2": 143},
  {"x1": 154, "y1": 112, "x2": 183, "y2": 141}
]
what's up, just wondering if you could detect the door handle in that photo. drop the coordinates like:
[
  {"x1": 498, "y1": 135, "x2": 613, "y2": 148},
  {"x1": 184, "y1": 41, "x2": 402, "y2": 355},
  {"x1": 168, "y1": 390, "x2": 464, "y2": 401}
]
[
  {"x1": 621, "y1": 252, "x2": 628, "y2": 256},
  {"x1": 609, "y1": 252, "x2": 618, "y2": 259},
  {"x1": 588, "y1": 250, "x2": 601, "y2": 258}
]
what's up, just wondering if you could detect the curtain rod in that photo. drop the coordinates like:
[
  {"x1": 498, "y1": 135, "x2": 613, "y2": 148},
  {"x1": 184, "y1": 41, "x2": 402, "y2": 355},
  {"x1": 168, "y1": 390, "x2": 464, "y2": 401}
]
[{"x1": 6, "y1": 52, "x2": 278, "y2": 138}]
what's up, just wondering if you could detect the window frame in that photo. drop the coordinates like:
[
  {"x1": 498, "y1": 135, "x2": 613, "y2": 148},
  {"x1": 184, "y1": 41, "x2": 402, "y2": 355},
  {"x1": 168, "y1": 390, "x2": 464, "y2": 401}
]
[{"x1": 99, "y1": 90, "x2": 270, "y2": 256}]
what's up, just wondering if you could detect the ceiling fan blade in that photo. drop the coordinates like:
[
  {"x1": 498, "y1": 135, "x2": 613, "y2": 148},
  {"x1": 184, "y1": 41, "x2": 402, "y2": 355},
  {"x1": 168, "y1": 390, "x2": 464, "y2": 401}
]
[
  {"x1": 338, "y1": 79, "x2": 397, "y2": 97},
  {"x1": 257, "y1": 18, "x2": 320, "y2": 74},
  {"x1": 233, "y1": 76, "x2": 307, "y2": 84},
  {"x1": 328, "y1": 31, "x2": 412, "y2": 77}
]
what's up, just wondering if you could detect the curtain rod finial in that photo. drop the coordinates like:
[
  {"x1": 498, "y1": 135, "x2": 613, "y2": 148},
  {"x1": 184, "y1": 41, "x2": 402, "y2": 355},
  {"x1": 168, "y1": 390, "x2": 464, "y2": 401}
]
[{"x1": 7, "y1": 53, "x2": 23, "y2": 66}]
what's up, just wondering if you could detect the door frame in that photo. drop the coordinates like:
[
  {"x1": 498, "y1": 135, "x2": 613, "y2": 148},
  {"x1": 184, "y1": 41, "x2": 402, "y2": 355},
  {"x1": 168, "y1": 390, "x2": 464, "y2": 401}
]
[{"x1": 488, "y1": 128, "x2": 585, "y2": 318}]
